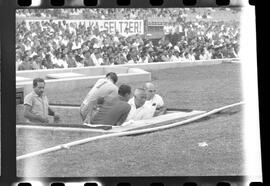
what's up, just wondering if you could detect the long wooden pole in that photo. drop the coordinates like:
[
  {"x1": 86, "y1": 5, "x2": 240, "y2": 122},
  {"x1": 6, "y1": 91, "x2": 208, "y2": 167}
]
[
  {"x1": 17, "y1": 102, "x2": 244, "y2": 161},
  {"x1": 16, "y1": 110, "x2": 205, "y2": 132},
  {"x1": 16, "y1": 125, "x2": 112, "y2": 133}
]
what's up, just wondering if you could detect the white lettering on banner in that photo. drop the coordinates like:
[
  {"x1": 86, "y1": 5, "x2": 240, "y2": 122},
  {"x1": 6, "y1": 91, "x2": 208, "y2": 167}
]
[{"x1": 24, "y1": 19, "x2": 144, "y2": 36}]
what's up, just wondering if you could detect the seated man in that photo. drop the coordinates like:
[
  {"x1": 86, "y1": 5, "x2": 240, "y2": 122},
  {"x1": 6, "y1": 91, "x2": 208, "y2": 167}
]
[
  {"x1": 80, "y1": 72, "x2": 118, "y2": 123},
  {"x1": 24, "y1": 78, "x2": 60, "y2": 124},
  {"x1": 143, "y1": 82, "x2": 167, "y2": 116},
  {"x1": 126, "y1": 88, "x2": 155, "y2": 121},
  {"x1": 90, "y1": 84, "x2": 132, "y2": 126}
]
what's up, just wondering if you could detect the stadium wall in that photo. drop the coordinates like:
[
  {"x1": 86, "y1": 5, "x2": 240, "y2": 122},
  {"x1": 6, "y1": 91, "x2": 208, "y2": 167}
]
[
  {"x1": 16, "y1": 59, "x2": 238, "y2": 96},
  {"x1": 16, "y1": 67, "x2": 151, "y2": 95},
  {"x1": 16, "y1": 66, "x2": 130, "y2": 79},
  {"x1": 16, "y1": 58, "x2": 237, "y2": 79},
  {"x1": 119, "y1": 58, "x2": 236, "y2": 71}
]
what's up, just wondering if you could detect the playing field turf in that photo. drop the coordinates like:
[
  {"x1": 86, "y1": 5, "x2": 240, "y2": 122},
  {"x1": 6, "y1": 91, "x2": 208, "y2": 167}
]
[{"x1": 17, "y1": 63, "x2": 243, "y2": 177}]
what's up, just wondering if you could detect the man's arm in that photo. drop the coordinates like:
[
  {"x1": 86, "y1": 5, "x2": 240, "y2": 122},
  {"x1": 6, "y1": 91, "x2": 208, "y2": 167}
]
[
  {"x1": 48, "y1": 107, "x2": 55, "y2": 116},
  {"x1": 24, "y1": 104, "x2": 49, "y2": 123},
  {"x1": 153, "y1": 95, "x2": 167, "y2": 116},
  {"x1": 48, "y1": 107, "x2": 60, "y2": 122},
  {"x1": 84, "y1": 100, "x2": 97, "y2": 124},
  {"x1": 116, "y1": 106, "x2": 131, "y2": 126},
  {"x1": 154, "y1": 105, "x2": 167, "y2": 116}
]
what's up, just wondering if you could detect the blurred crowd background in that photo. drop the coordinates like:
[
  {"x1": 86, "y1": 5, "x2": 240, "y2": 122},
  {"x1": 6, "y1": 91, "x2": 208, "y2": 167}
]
[{"x1": 16, "y1": 8, "x2": 241, "y2": 70}]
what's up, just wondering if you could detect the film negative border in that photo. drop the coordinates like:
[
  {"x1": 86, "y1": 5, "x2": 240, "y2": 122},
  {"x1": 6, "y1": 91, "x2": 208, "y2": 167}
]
[
  {"x1": 0, "y1": 0, "x2": 265, "y2": 186},
  {"x1": 12, "y1": 176, "x2": 248, "y2": 186},
  {"x1": 14, "y1": 0, "x2": 245, "y2": 8}
]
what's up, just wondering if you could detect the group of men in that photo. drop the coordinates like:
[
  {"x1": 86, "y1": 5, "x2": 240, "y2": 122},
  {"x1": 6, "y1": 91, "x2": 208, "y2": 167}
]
[{"x1": 23, "y1": 72, "x2": 166, "y2": 127}]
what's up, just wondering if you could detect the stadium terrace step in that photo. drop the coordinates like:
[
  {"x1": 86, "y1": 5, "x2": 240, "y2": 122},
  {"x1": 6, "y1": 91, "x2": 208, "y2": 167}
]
[{"x1": 46, "y1": 72, "x2": 85, "y2": 79}]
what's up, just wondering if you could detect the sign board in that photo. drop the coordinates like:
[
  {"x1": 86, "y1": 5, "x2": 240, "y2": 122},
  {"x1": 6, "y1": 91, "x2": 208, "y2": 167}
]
[
  {"x1": 23, "y1": 19, "x2": 144, "y2": 37},
  {"x1": 147, "y1": 17, "x2": 175, "y2": 26}
]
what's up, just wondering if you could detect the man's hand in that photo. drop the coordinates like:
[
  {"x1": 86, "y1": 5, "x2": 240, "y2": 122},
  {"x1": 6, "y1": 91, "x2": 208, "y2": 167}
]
[
  {"x1": 121, "y1": 120, "x2": 134, "y2": 127},
  {"x1": 40, "y1": 116, "x2": 49, "y2": 123},
  {"x1": 154, "y1": 106, "x2": 167, "y2": 116},
  {"x1": 54, "y1": 114, "x2": 60, "y2": 123}
]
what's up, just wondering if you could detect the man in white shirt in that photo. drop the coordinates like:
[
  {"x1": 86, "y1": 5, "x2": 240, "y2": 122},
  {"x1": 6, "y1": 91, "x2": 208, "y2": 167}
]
[
  {"x1": 90, "y1": 47, "x2": 100, "y2": 66},
  {"x1": 126, "y1": 88, "x2": 154, "y2": 121},
  {"x1": 55, "y1": 53, "x2": 68, "y2": 68},
  {"x1": 169, "y1": 51, "x2": 179, "y2": 62},
  {"x1": 143, "y1": 82, "x2": 167, "y2": 116}
]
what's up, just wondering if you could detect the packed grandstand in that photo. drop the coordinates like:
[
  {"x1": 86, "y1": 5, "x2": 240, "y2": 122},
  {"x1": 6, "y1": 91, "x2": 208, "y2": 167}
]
[{"x1": 16, "y1": 8, "x2": 241, "y2": 70}]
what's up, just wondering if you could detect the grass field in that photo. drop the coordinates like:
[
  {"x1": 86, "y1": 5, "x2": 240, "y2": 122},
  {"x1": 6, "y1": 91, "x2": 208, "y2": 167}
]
[{"x1": 17, "y1": 63, "x2": 244, "y2": 177}]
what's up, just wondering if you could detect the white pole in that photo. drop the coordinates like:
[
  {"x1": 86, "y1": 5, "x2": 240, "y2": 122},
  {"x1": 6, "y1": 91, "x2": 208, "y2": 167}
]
[
  {"x1": 16, "y1": 125, "x2": 111, "y2": 133},
  {"x1": 17, "y1": 102, "x2": 244, "y2": 161}
]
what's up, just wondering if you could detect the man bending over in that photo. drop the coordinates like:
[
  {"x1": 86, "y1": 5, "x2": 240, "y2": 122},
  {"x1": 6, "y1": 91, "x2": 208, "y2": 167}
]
[{"x1": 80, "y1": 72, "x2": 118, "y2": 123}]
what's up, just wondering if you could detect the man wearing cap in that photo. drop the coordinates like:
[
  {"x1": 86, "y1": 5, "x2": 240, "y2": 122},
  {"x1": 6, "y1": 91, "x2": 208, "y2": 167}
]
[
  {"x1": 24, "y1": 78, "x2": 60, "y2": 123},
  {"x1": 143, "y1": 82, "x2": 167, "y2": 116},
  {"x1": 80, "y1": 72, "x2": 119, "y2": 124}
]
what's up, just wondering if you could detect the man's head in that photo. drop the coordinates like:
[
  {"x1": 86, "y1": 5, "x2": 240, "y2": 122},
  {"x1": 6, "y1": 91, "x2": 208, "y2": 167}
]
[
  {"x1": 144, "y1": 82, "x2": 156, "y2": 100},
  {"x1": 134, "y1": 88, "x2": 147, "y2": 108},
  {"x1": 33, "y1": 78, "x2": 45, "y2": 97},
  {"x1": 106, "y1": 72, "x2": 118, "y2": 84},
  {"x1": 118, "y1": 84, "x2": 131, "y2": 102},
  {"x1": 36, "y1": 55, "x2": 43, "y2": 63},
  {"x1": 83, "y1": 50, "x2": 90, "y2": 58}
]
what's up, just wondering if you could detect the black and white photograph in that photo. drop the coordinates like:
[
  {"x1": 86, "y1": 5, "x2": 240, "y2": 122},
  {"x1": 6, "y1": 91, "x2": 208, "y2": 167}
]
[{"x1": 15, "y1": 6, "x2": 261, "y2": 183}]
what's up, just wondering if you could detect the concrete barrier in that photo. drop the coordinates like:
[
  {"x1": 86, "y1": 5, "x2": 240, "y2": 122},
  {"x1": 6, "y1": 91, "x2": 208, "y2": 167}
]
[
  {"x1": 46, "y1": 72, "x2": 85, "y2": 79},
  {"x1": 117, "y1": 58, "x2": 238, "y2": 71},
  {"x1": 16, "y1": 66, "x2": 130, "y2": 79},
  {"x1": 16, "y1": 58, "x2": 238, "y2": 79},
  {"x1": 16, "y1": 59, "x2": 238, "y2": 96},
  {"x1": 16, "y1": 67, "x2": 151, "y2": 95}
]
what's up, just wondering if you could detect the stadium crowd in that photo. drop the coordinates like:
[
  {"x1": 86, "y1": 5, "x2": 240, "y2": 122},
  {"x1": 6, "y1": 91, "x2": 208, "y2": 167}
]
[
  {"x1": 16, "y1": 8, "x2": 240, "y2": 21},
  {"x1": 16, "y1": 8, "x2": 188, "y2": 20},
  {"x1": 16, "y1": 8, "x2": 240, "y2": 70}
]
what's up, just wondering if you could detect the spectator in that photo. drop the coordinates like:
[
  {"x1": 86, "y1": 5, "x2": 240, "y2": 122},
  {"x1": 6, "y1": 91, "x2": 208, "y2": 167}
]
[
  {"x1": 90, "y1": 47, "x2": 101, "y2": 66},
  {"x1": 16, "y1": 8, "x2": 240, "y2": 70},
  {"x1": 18, "y1": 55, "x2": 32, "y2": 71},
  {"x1": 82, "y1": 50, "x2": 94, "y2": 66},
  {"x1": 66, "y1": 52, "x2": 77, "y2": 68},
  {"x1": 42, "y1": 55, "x2": 54, "y2": 69},
  {"x1": 31, "y1": 55, "x2": 42, "y2": 70}
]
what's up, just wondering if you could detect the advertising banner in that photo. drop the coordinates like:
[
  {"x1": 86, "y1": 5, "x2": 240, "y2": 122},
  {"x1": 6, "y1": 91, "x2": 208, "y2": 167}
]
[
  {"x1": 147, "y1": 17, "x2": 175, "y2": 26},
  {"x1": 23, "y1": 19, "x2": 144, "y2": 37}
]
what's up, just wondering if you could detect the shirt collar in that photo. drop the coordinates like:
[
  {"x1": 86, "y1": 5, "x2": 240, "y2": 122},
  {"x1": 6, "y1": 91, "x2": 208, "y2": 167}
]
[
  {"x1": 32, "y1": 91, "x2": 44, "y2": 98},
  {"x1": 129, "y1": 97, "x2": 136, "y2": 106},
  {"x1": 106, "y1": 78, "x2": 114, "y2": 84},
  {"x1": 129, "y1": 97, "x2": 147, "y2": 109}
]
